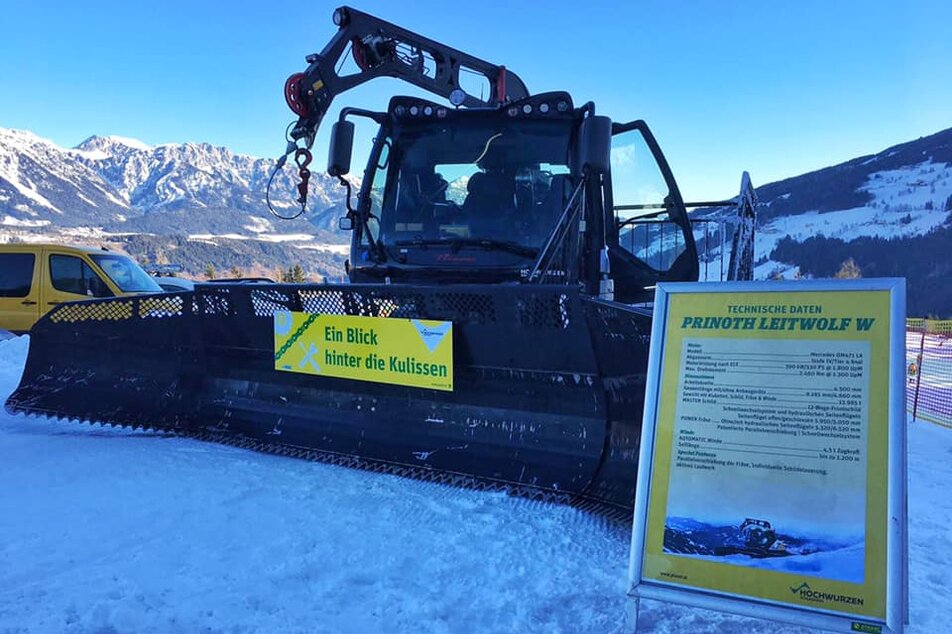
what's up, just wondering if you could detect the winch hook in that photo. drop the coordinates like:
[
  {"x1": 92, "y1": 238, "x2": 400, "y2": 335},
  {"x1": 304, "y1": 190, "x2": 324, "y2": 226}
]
[{"x1": 294, "y1": 148, "x2": 313, "y2": 206}]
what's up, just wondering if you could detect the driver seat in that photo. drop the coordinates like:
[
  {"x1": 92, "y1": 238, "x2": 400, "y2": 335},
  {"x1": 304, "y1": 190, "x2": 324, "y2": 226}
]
[{"x1": 462, "y1": 171, "x2": 516, "y2": 236}]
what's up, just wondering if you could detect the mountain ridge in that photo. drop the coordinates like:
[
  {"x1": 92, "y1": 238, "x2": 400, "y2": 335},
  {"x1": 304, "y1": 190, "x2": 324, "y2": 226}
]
[
  {"x1": 0, "y1": 126, "x2": 351, "y2": 279},
  {"x1": 754, "y1": 126, "x2": 952, "y2": 222},
  {"x1": 0, "y1": 126, "x2": 346, "y2": 232}
]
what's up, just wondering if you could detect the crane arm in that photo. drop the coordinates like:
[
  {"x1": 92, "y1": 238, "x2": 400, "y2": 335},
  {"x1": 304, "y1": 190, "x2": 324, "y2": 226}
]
[{"x1": 284, "y1": 6, "x2": 529, "y2": 149}]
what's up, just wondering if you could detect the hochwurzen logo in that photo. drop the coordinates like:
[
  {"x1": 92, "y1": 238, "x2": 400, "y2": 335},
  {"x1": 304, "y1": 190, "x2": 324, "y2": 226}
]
[
  {"x1": 790, "y1": 581, "x2": 864, "y2": 606},
  {"x1": 412, "y1": 320, "x2": 451, "y2": 352}
]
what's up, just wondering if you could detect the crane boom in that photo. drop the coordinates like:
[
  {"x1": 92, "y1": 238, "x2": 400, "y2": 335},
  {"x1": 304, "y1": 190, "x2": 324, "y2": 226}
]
[{"x1": 285, "y1": 6, "x2": 529, "y2": 149}]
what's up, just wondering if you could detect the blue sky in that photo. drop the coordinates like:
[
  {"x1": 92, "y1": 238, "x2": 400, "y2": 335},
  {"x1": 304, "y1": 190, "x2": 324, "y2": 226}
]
[{"x1": 1, "y1": 0, "x2": 949, "y2": 200}]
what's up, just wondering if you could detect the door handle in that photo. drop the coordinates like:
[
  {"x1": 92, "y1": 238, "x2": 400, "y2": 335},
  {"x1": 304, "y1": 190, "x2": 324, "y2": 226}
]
[{"x1": 21, "y1": 300, "x2": 37, "y2": 305}]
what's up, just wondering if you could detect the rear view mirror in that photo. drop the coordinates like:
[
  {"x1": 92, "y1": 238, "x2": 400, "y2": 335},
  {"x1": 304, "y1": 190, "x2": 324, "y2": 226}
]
[
  {"x1": 328, "y1": 120, "x2": 355, "y2": 176},
  {"x1": 338, "y1": 216, "x2": 354, "y2": 231},
  {"x1": 579, "y1": 116, "x2": 612, "y2": 174}
]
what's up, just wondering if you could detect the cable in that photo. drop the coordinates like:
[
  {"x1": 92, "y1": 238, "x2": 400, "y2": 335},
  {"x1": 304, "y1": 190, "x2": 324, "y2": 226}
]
[
  {"x1": 265, "y1": 159, "x2": 307, "y2": 220},
  {"x1": 266, "y1": 121, "x2": 309, "y2": 221},
  {"x1": 472, "y1": 132, "x2": 502, "y2": 164}
]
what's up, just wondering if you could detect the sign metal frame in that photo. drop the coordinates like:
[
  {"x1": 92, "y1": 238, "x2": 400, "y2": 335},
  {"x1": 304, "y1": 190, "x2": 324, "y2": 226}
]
[{"x1": 628, "y1": 279, "x2": 907, "y2": 634}]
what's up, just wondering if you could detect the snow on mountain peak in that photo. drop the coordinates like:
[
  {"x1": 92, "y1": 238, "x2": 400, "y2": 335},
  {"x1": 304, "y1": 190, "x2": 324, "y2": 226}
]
[
  {"x1": 0, "y1": 127, "x2": 54, "y2": 150},
  {"x1": 75, "y1": 134, "x2": 153, "y2": 158},
  {"x1": 104, "y1": 135, "x2": 152, "y2": 151},
  {"x1": 0, "y1": 125, "x2": 347, "y2": 238}
]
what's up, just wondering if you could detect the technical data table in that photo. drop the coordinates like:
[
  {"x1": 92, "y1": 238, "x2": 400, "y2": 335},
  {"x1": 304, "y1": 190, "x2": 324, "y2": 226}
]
[{"x1": 672, "y1": 337, "x2": 870, "y2": 486}]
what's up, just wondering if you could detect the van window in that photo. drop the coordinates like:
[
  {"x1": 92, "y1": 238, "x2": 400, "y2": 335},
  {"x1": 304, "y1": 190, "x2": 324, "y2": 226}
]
[
  {"x1": 91, "y1": 254, "x2": 162, "y2": 293},
  {"x1": 49, "y1": 255, "x2": 112, "y2": 297},
  {"x1": 0, "y1": 253, "x2": 35, "y2": 297}
]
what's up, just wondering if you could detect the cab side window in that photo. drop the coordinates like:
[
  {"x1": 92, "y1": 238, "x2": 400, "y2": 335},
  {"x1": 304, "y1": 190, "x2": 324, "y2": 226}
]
[
  {"x1": 0, "y1": 253, "x2": 35, "y2": 297},
  {"x1": 611, "y1": 127, "x2": 688, "y2": 273},
  {"x1": 49, "y1": 255, "x2": 111, "y2": 297}
]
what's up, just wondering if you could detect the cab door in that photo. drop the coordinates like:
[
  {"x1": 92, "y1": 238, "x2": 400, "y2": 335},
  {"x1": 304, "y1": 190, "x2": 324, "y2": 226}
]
[
  {"x1": 0, "y1": 248, "x2": 41, "y2": 333},
  {"x1": 41, "y1": 250, "x2": 114, "y2": 315},
  {"x1": 607, "y1": 120, "x2": 698, "y2": 303}
]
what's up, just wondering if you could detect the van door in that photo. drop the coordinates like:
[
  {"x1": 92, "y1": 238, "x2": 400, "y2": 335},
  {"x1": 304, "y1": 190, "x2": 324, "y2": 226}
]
[
  {"x1": 0, "y1": 248, "x2": 41, "y2": 333},
  {"x1": 43, "y1": 251, "x2": 114, "y2": 313}
]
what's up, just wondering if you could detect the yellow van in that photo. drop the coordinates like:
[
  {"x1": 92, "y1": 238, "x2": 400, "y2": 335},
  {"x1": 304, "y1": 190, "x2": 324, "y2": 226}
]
[{"x1": 0, "y1": 243, "x2": 163, "y2": 334}]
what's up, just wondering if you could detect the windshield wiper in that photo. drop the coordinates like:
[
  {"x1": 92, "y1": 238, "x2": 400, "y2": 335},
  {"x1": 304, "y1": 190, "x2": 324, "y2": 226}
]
[{"x1": 393, "y1": 237, "x2": 538, "y2": 258}]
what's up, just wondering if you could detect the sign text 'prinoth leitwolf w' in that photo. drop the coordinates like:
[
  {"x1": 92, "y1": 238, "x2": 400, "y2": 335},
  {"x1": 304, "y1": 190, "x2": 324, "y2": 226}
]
[
  {"x1": 628, "y1": 279, "x2": 907, "y2": 634},
  {"x1": 273, "y1": 311, "x2": 453, "y2": 391}
]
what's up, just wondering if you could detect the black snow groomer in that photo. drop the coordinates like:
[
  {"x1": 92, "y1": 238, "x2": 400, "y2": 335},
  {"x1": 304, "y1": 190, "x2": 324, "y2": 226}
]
[
  {"x1": 714, "y1": 519, "x2": 796, "y2": 558},
  {"x1": 6, "y1": 7, "x2": 756, "y2": 516}
]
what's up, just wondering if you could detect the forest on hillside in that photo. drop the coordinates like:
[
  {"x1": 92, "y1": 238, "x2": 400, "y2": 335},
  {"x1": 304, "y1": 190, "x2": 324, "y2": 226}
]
[
  {"x1": 770, "y1": 218, "x2": 952, "y2": 317},
  {"x1": 116, "y1": 234, "x2": 346, "y2": 281}
]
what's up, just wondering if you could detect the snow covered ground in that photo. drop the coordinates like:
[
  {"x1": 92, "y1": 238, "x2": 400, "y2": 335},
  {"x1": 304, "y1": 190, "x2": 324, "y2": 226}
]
[{"x1": 0, "y1": 335, "x2": 949, "y2": 633}]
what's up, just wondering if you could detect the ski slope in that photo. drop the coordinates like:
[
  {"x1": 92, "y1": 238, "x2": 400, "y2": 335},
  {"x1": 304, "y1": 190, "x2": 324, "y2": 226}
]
[{"x1": 0, "y1": 335, "x2": 949, "y2": 633}]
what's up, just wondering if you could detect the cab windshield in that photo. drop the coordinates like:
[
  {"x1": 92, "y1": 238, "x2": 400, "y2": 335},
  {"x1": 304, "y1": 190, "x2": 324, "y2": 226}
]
[
  {"x1": 91, "y1": 254, "x2": 162, "y2": 293},
  {"x1": 367, "y1": 118, "x2": 573, "y2": 255}
]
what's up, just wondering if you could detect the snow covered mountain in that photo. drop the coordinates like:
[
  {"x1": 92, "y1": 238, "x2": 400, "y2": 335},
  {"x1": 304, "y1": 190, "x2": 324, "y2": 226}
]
[
  {"x1": 752, "y1": 126, "x2": 952, "y2": 277},
  {"x1": 695, "y1": 126, "x2": 952, "y2": 315},
  {"x1": 0, "y1": 127, "x2": 353, "y2": 278},
  {"x1": 71, "y1": 135, "x2": 344, "y2": 217},
  {"x1": 0, "y1": 127, "x2": 346, "y2": 236},
  {"x1": 0, "y1": 128, "x2": 129, "y2": 228}
]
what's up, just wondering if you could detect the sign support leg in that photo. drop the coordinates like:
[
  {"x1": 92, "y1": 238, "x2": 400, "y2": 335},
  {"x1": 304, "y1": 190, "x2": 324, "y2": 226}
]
[{"x1": 624, "y1": 596, "x2": 641, "y2": 633}]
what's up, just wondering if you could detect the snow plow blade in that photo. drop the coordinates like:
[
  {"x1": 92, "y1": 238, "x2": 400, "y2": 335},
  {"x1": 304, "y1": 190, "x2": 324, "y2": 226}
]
[{"x1": 5, "y1": 284, "x2": 651, "y2": 513}]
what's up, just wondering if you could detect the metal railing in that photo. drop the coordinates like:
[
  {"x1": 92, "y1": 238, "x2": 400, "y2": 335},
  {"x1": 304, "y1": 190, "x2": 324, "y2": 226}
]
[
  {"x1": 621, "y1": 217, "x2": 740, "y2": 281},
  {"x1": 692, "y1": 218, "x2": 741, "y2": 282},
  {"x1": 906, "y1": 319, "x2": 952, "y2": 428},
  {"x1": 617, "y1": 173, "x2": 755, "y2": 282}
]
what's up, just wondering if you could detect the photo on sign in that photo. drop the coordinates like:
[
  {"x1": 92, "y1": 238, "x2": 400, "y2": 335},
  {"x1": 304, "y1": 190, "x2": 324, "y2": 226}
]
[
  {"x1": 663, "y1": 337, "x2": 870, "y2": 584},
  {"x1": 662, "y1": 515, "x2": 864, "y2": 583}
]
